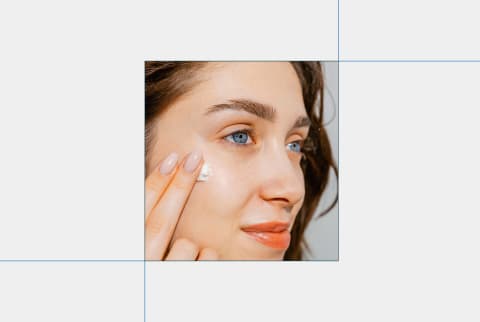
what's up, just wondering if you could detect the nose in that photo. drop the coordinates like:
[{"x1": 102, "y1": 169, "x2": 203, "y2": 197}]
[{"x1": 256, "y1": 146, "x2": 305, "y2": 212}]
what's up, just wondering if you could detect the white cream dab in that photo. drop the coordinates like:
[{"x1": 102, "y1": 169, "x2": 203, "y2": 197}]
[{"x1": 197, "y1": 163, "x2": 212, "y2": 182}]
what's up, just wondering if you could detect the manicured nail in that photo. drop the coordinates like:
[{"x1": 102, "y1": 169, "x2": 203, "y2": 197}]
[
  {"x1": 183, "y1": 150, "x2": 202, "y2": 173},
  {"x1": 159, "y1": 152, "x2": 179, "y2": 175}
]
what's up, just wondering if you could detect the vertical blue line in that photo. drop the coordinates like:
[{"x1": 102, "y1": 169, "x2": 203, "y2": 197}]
[
  {"x1": 337, "y1": 60, "x2": 340, "y2": 261},
  {"x1": 338, "y1": 0, "x2": 340, "y2": 60},
  {"x1": 143, "y1": 255, "x2": 146, "y2": 321},
  {"x1": 337, "y1": 0, "x2": 340, "y2": 261},
  {"x1": 144, "y1": 65, "x2": 147, "y2": 322}
]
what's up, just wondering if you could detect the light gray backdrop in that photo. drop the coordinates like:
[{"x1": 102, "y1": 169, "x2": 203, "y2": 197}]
[{"x1": 304, "y1": 61, "x2": 338, "y2": 260}]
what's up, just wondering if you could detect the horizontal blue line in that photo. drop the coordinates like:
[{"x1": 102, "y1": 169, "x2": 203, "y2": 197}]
[
  {"x1": 0, "y1": 259, "x2": 339, "y2": 262},
  {"x1": 0, "y1": 259, "x2": 144, "y2": 262},
  {"x1": 339, "y1": 60, "x2": 480, "y2": 63},
  {"x1": 143, "y1": 59, "x2": 480, "y2": 63}
]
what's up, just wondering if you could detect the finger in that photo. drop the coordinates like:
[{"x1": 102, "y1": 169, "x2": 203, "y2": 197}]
[
  {"x1": 145, "y1": 152, "x2": 179, "y2": 218},
  {"x1": 198, "y1": 248, "x2": 219, "y2": 261},
  {"x1": 145, "y1": 150, "x2": 203, "y2": 260},
  {"x1": 165, "y1": 238, "x2": 199, "y2": 260}
]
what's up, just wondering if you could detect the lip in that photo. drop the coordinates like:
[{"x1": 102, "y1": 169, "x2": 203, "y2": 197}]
[{"x1": 241, "y1": 222, "x2": 291, "y2": 249}]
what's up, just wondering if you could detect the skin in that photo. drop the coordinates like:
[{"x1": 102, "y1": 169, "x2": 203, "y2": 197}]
[{"x1": 145, "y1": 62, "x2": 310, "y2": 260}]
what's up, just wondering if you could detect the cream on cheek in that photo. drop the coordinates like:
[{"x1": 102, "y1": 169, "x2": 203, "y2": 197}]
[
  {"x1": 170, "y1": 145, "x2": 255, "y2": 256},
  {"x1": 199, "y1": 155, "x2": 254, "y2": 202},
  {"x1": 196, "y1": 163, "x2": 211, "y2": 182}
]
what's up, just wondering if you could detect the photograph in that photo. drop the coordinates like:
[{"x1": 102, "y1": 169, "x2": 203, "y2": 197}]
[
  {"x1": 145, "y1": 61, "x2": 338, "y2": 260},
  {"x1": 4, "y1": 1, "x2": 480, "y2": 320}
]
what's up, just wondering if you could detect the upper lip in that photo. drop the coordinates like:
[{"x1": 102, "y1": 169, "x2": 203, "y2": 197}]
[{"x1": 241, "y1": 221, "x2": 290, "y2": 233}]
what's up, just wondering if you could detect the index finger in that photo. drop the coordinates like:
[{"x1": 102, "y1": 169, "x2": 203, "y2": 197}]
[
  {"x1": 145, "y1": 152, "x2": 179, "y2": 218},
  {"x1": 145, "y1": 149, "x2": 203, "y2": 260}
]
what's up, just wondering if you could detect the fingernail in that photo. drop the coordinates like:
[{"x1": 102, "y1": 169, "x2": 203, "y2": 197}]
[
  {"x1": 183, "y1": 150, "x2": 202, "y2": 173},
  {"x1": 159, "y1": 152, "x2": 179, "y2": 175}
]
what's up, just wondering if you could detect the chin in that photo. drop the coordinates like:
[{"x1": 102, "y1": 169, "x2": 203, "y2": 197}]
[
  {"x1": 220, "y1": 252, "x2": 285, "y2": 261},
  {"x1": 218, "y1": 239, "x2": 288, "y2": 260}
]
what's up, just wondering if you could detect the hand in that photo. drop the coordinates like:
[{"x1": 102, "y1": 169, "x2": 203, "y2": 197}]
[{"x1": 145, "y1": 150, "x2": 219, "y2": 260}]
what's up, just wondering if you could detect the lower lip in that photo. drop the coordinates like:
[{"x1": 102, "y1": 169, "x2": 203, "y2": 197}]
[{"x1": 243, "y1": 231, "x2": 291, "y2": 249}]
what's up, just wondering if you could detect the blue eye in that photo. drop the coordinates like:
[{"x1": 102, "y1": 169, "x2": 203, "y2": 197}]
[
  {"x1": 225, "y1": 130, "x2": 252, "y2": 145},
  {"x1": 287, "y1": 141, "x2": 303, "y2": 153}
]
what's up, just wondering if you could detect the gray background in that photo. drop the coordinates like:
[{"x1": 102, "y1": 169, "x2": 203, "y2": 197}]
[{"x1": 304, "y1": 61, "x2": 338, "y2": 260}]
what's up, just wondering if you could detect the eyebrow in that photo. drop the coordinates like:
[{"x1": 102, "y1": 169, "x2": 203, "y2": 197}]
[
  {"x1": 205, "y1": 98, "x2": 311, "y2": 130},
  {"x1": 205, "y1": 99, "x2": 276, "y2": 121},
  {"x1": 292, "y1": 115, "x2": 311, "y2": 129}
]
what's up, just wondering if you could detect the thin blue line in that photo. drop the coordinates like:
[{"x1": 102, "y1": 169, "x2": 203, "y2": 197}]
[
  {"x1": 338, "y1": 0, "x2": 340, "y2": 60},
  {"x1": 144, "y1": 259, "x2": 146, "y2": 322},
  {"x1": 340, "y1": 59, "x2": 480, "y2": 63},
  {"x1": 0, "y1": 259, "x2": 144, "y2": 262},
  {"x1": 143, "y1": 116, "x2": 147, "y2": 322},
  {"x1": 338, "y1": 0, "x2": 341, "y2": 261},
  {"x1": 337, "y1": 60, "x2": 340, "y2": 261}
]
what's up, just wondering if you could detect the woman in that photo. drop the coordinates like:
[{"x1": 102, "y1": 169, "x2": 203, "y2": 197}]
[{"x1": 145, "y1": 62, "x2": 337, "y2": 260}]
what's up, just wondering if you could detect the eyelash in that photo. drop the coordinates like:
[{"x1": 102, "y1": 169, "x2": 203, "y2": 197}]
[{"x1": 223, "y1": 129, "x2": 305, "y2": 154}]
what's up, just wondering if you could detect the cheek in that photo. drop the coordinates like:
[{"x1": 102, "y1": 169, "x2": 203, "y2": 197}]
[
  {"x1": 200, "y1": 156, "x2": 254, "y2": 201},
  {"x1": 292, "y1": 168, "x2": 306, "y2": 222},
  {"x1": 147, "y1": 119, "x2": 199, "y2": 174},
  {"x1": 171, "y1": 156, "x2": 252, "y2": 246},
  {"x1": 191, "y1": 161, "x2": 243, "y2": 217}
]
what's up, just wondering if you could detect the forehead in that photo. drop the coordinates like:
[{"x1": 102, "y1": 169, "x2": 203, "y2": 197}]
[{"x1": 173, "y1": 62, "x2": 306, "y2": 118}]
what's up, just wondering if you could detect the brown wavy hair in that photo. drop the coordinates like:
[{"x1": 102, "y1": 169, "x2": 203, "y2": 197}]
[{"x1": 145, "y1": 62, "x2": 338, "y2": 260}]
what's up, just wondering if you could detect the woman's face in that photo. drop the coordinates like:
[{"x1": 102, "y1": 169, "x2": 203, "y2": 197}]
[{"x1": 147, "y1": 62, "x2": 310, "y2": 260}]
